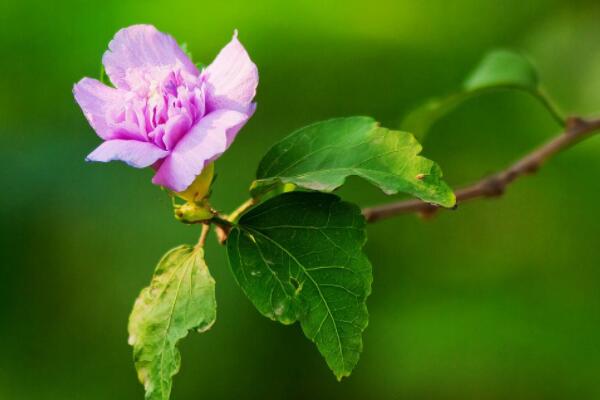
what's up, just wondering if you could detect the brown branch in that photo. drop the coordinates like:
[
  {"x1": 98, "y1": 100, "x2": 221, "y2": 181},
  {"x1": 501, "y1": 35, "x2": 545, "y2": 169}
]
[{"x1": 363, "y1": 116, "x2": 600, "y2": 223}]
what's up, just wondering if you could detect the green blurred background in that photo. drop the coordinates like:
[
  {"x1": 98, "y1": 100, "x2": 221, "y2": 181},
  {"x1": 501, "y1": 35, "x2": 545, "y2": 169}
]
[{"x1": 2, "y1": 0, "x2": 600, "y2": 398}]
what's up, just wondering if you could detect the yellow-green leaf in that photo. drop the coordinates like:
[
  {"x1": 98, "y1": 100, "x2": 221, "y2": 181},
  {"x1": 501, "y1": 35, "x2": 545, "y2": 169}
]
[{"x1": 128, "y1": 246, "x2": 216, "y2": 400}]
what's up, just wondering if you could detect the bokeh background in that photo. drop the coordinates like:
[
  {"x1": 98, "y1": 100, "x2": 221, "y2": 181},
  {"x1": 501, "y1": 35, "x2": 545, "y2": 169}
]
[{"x1": 2, "y1": 0, "x2": 600, "y2": 398}]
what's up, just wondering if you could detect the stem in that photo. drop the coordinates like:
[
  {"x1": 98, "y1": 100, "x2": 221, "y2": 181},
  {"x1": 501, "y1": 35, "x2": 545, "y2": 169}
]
[
  {"x1": 226, "y1": 198, "x2": 257, "y2": 223},
  {"x1": 363, "y1": 116, "x2": 600, "y2": 223},
  {"x1": 535, "y1": 88, "x2": 567, "y2": 128},
  {"x1": 195, "y1": 223, "x2": 211, "y2": 249},
  {"x1": 210, "y1": 215, "x2": 234, "y2": 245},
  {"x1": 203, "y1": 199, "x2": 256, "y2": 246}
]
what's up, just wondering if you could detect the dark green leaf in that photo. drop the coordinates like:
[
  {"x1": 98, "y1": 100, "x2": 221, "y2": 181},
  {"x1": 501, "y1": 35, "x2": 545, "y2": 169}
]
[
  {"x1": 251, "y1": 117, "x2": 455, "y2": 208},
  {"x1": 227, "y1": 192, "x2": 372, "y2": 379},
  {"x1": 129, "y1": 245, "x2": 216, "y2": 400},
  {"x1": 402, "y1": 49, "x2": 564, "y2": 139}
]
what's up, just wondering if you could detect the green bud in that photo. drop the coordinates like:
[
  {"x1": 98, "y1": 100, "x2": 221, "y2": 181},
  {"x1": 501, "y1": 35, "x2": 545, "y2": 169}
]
[{"x1": 174, "y1": 200, "x2": 214, "y2": 224}]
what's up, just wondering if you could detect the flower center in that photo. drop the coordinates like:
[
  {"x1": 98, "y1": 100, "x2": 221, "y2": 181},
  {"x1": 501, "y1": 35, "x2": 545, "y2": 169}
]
[{"x1": 108, "y1": 64, "x2": 205, "y2": 150}]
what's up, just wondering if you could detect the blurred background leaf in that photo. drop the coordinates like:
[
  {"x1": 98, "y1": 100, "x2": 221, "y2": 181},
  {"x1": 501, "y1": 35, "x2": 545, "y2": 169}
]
[
  {"x1": 1, "y1": 0, "x2": 600, "y2": 399},
  {"x1": 402, "y1": 49, "x2": 565, "y2": 140}
]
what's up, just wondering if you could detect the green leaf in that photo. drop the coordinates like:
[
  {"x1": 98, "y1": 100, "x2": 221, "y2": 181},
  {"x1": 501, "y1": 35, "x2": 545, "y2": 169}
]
[
  {"x1": 128, "y1": 245, "x2": 216, "y2": 400},
  {"x1": 227, "y1": 191, "x2": 372, "y2": 379},
  {"x1": 463, "y1": 49, "x2": 539, "y2": 90},
  {"x1": 251, "y1": 116, "x2": 455, "y2": 208},
  {"x1": 402, "y1": 49, "x2": 565, "y2": 139}
]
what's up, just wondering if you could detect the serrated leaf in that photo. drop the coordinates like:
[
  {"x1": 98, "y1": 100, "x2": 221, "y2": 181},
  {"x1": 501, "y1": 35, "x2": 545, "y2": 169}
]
[
  {"x1": 129, "y1": 245, "x2": 216, "y2": 400},
  {"x1": 251, "y1": 117, "x2": 455, "y2": 208},
  {"x1": 227, "y1": 192, "x2": 372, "y2": 379},
  {"x1": 402, "y1": 49, "x2": 564, "y2": 139}
]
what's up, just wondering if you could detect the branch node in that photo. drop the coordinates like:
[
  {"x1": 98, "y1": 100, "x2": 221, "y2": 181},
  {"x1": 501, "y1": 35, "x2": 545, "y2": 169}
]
[
  {"x1": 361, "y1": 116, "x2": 600, "y2": 222},
  {"x1": 482, "y1": 175, "x2": 506, "y2": 197},
  {"x1": 418, "y1": 206, "x2": 439, "y2": 219},
  {"x1": 566, "y1": 116, "x2": 587, "y2": 135}
]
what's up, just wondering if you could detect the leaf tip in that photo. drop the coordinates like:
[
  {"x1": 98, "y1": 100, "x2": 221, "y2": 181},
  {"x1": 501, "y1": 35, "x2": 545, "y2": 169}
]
[
  {"x1": 334, "y1": 369, "x2": 351, "y2": 381},
  {"x1": 444, "y1": 190, "x2": 457, "y2": 208}
]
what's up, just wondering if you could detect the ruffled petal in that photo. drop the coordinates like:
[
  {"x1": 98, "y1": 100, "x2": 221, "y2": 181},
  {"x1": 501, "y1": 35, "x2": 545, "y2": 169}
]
[
  {"x1": 86, "y1": 139, "x2": 169, "y2": 168},
  {"x1": 102, "y1": 24, "x2": 198, "y2": 90},
  {"x1": 203, "y1": 31, "x2": 258, "y2": 114},
  {"x1": 73, "y1": 78, "x2": 124, "y2": 140},
  {"x1": 162, "y1": 112, "x2": 193, "y2": 151},
  {"x1": 152, "y1": 110, "x2": 248, "y2": 191}
]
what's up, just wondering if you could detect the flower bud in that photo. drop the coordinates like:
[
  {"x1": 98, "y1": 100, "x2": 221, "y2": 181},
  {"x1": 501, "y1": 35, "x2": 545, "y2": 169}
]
[
  {"x1": 174, "y1": 200, "x2": 214, "y2": 223},
  {"x1": 173, "y1": 162, "x2": 215, "y2": 223}
]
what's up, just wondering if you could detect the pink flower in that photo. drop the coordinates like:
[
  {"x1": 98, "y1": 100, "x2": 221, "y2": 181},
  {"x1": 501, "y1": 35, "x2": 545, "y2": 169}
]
[{"x1": 74, "y1": 25, "x2": 258, "y2": 192}]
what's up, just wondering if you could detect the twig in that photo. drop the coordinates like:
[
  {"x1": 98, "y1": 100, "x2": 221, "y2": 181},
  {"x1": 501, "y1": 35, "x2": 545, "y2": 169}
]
[{"x1": 363, "y1": 116, "x2": 600, "y2": 223}]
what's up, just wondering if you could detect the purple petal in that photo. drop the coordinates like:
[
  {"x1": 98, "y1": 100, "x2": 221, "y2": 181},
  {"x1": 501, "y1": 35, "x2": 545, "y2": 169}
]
[
  {"x1": 162, "y1": 112, "x2": 193, "y2": 150},
  {"x1": 203, "y1": 31, "x2": 258, "y2": 114},
  {"x1": 102, "y1": 24, "x2": 198, "y2": 90},
  {"x1": 73, "y1": 78, "x2": 124, "y2": 140},
  {"x1": 224, "y1": 102, "x2": 256, "y2": 147},
  {"x1": 152, "y1": 110, "x2": 248, "y2": 191},
  {"x1": 86, "y1": 139, "x2": 169, "y2": 168}
]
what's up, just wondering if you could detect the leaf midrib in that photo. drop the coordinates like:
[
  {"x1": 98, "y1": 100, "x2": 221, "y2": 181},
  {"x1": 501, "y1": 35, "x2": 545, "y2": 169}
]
[
  {"x1": 255, "y1": 164, "x2": 417, "y2": 186},
  {"x1": 241, "y1": 225, "x2": 346, "y2": 370},
  {"x1": 157, "y1": 252, "x2": 194, "y2": 397}
]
